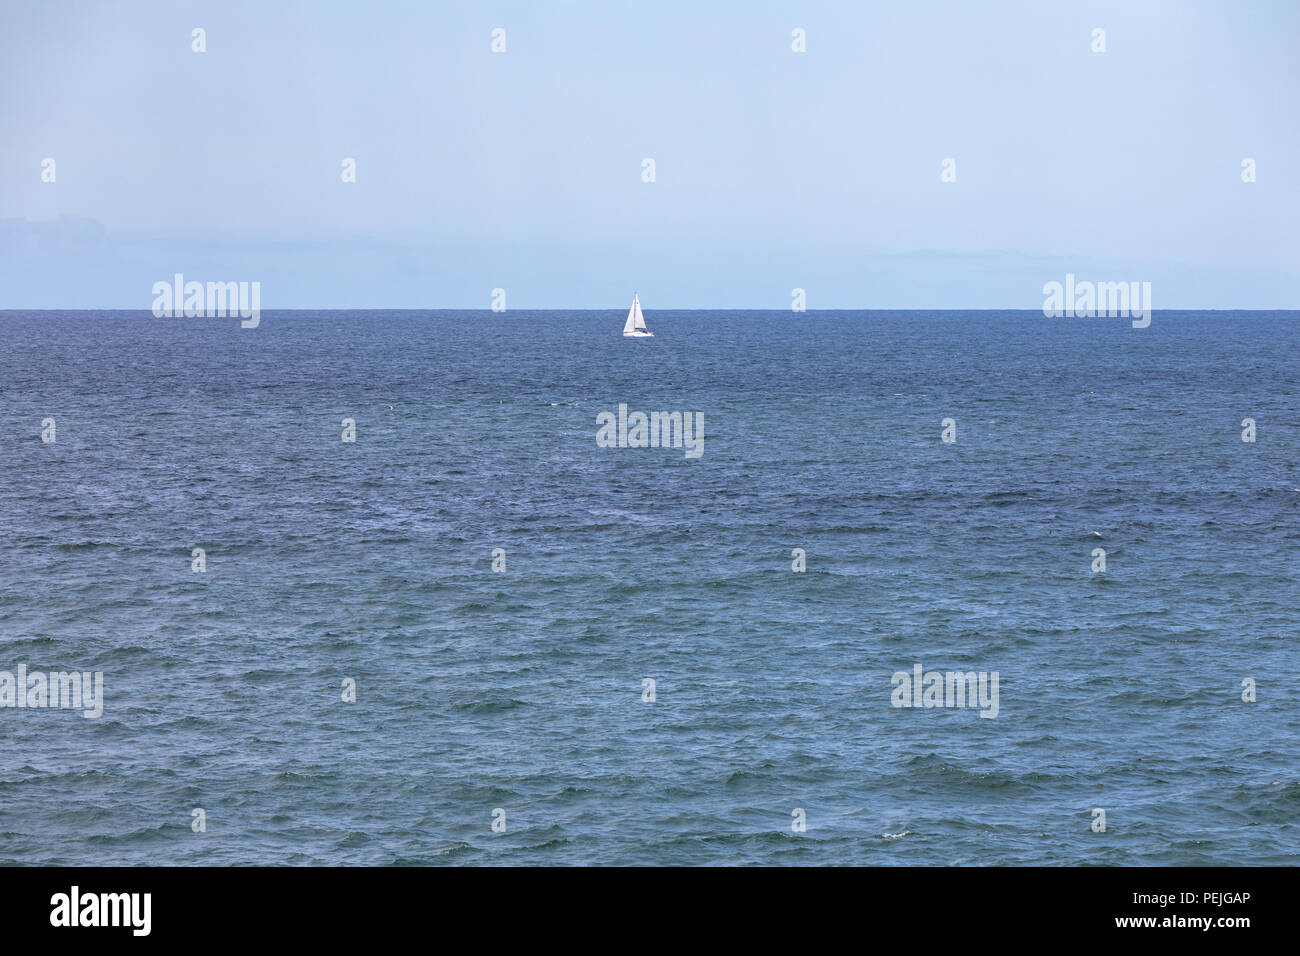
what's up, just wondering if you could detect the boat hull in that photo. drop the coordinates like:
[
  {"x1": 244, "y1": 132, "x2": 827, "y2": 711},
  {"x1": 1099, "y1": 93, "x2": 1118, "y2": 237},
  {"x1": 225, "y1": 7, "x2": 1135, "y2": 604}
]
[{"x1": 623, "y1": 330, "x2": 654, "y2": 337}]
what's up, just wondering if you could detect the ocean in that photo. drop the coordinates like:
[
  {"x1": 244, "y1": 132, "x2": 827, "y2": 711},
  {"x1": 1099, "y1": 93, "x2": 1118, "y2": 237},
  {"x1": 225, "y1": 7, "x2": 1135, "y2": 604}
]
[{"x1": 1, "y1": 309, "x2": 1297, "y2": 865}]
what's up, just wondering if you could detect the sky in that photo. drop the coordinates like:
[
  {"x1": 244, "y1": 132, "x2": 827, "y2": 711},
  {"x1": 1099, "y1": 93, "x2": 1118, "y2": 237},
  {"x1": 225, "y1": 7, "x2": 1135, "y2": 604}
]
[{"x1": 1, "y1": 0, "x2": 1297, "y2": 308}]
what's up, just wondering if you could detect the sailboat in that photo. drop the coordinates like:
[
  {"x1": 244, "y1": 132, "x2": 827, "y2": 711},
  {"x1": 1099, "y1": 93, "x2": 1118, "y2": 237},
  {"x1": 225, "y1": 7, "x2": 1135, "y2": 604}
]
[{"x1": 622, "y1": 293, "x2": 653, "y2": 337}]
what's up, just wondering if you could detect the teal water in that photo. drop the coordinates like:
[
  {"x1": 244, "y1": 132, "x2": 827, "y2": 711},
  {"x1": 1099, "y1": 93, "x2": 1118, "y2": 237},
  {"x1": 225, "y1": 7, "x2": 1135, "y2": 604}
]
[{"x1": 0, "y1": 309, "x2": 1297, "y2": 865}]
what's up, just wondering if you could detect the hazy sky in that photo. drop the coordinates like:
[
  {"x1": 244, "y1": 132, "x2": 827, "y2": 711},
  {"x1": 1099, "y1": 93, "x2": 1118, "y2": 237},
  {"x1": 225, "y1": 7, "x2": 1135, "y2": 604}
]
[{"x1": 2, "y1": 0, "x2": 1297, "y2": 308}]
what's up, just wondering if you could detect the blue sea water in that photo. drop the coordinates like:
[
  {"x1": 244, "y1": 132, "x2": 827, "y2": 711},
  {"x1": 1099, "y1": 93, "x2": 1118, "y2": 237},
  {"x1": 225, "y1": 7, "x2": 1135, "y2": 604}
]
[{"x1": 0, "y1": 309, "x2": 1297, "y2": 866}]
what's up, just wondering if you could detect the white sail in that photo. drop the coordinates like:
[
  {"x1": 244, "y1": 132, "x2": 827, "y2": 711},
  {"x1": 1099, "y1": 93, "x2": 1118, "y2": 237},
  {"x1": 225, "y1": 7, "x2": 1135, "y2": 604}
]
[{"x1": 623, "y1": 294, "x2": 651, "y2": 336}]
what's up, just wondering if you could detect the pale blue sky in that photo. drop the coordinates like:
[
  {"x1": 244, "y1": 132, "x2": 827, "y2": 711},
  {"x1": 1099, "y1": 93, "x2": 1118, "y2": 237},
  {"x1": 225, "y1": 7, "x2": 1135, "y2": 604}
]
[{"x1": 1, "y1": 0, "x2": 1297, "y2": 308}]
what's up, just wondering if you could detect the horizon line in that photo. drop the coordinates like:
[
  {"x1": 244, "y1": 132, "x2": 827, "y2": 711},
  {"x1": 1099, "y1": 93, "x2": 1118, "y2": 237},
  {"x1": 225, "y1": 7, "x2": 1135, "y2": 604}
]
[{"x1": 2, "y1": 307, "x2": 1298, "y2": 314}]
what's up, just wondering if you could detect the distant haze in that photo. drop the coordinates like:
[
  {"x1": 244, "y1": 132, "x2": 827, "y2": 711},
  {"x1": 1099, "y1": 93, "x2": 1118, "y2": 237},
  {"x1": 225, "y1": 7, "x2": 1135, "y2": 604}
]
[{"x1": 2, "y1": 0, "x2": 1297, "y2": 308}]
